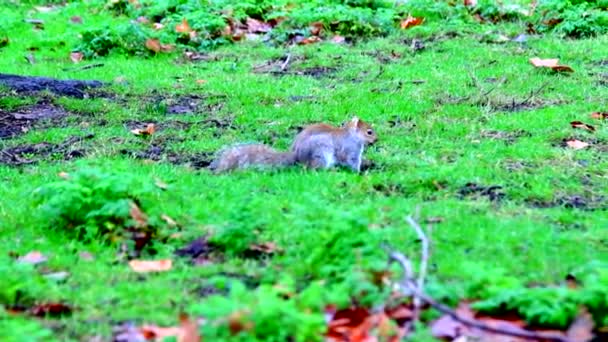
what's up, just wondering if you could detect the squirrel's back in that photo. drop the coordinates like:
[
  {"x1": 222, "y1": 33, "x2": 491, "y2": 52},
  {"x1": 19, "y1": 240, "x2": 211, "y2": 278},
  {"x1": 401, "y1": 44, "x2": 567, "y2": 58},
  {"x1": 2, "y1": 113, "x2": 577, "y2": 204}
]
[{"x1": 209, "y1": 144, "x2": 295, "y2": 173}]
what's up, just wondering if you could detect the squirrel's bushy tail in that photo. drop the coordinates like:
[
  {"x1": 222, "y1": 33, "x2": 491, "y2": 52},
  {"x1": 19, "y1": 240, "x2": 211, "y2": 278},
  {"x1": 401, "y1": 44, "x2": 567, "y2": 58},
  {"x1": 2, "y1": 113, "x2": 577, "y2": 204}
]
[{"x1": 209, "y1": 144, "x2": 295, "y2": 173}]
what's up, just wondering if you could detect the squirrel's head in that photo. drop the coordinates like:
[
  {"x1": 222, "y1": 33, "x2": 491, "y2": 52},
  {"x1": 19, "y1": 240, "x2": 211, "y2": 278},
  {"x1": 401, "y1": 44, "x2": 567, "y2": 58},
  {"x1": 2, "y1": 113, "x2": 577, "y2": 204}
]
[{"x1": 347, "y1": 116, "x2": 378, "y2": 145}]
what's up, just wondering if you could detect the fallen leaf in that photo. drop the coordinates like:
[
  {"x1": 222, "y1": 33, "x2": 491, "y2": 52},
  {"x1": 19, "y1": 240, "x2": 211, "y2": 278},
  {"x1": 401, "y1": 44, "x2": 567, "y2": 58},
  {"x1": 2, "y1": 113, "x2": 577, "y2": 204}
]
[
  {"x1": 176, "y1": 18, "x2": 192, "y2": 34},
  {"x1": 152, "y1": 22, "x2": 164, "y2": 30},
  {"x1": 178, "y1": 313, "x2": 200, "y2": 342},
  {"x1": 400, "y1": 16, "x2": 424, "y2": 29},
  {"x1": 566, "y1": 139, "x2": 590, "y2": 150},
  {"x1": 160, "y1": 43, "x2": 175, "y2": 52},
  {"x1": 34, "y1": 5, "x2": 55, "y2": 13},
  {"x1": 195, "y1": 79, "x2": 207, "y2": 85},
  {"x1": 298, "y1": 36, "x2": 322, "y2": 45},
  {"x1": 248, "y1": 242, "x2": 279, "y2": 255},
  {"x1": 70, "y1": 16, "x2": 82, "y2": 24},
  {"x1": 18, "y1": 251, "x2": 47, "y2": 265},
  {"x1": 136, "y1": 16, "x2": 149, "y2": 24},
  {"x1": 58, "y1": 171, "x2": 70, "y2": 179},
  {"x1": 570, "y1": 121, "x2": 595, "y2": 132},
  {"x1": 591, "y1": 112, "x2": 608, "y2": 120},
  {"x1": 145, "y1": 39, "x2": 161, "y2": 53},
  {"x1": 245, "y1": 18, "x2": 272, "y2": 33},
  {"x1": 70, "y1": 52, "x2": 83, "y2": 63},
  {"x1": 529, "y1": 57, "x2": 574, "y2": 72},
  {"x1": 128, "y1": 259, "x2": 172, "y2": 273},
  {"x1": 310, "y1": 22, "x2": 324, "y2": 36},
  {"x1": 30, "y1": 302, "x2": 72, "y2": 317},
  {"x1": 131, "y1": 123, "x2": 156, "y2": 136},
  {"x1": 228, "y1": 310, "x2": 254, "y2": 335},
  {"x1": 129, "y1": 201, "x2": 148, "y2": 227},
  {"x1": 43, "y1": 271, "x2": 70, "y2": 281},
  {"x1": 464, "y1": 0, "x2": 478, "y2": 6}
]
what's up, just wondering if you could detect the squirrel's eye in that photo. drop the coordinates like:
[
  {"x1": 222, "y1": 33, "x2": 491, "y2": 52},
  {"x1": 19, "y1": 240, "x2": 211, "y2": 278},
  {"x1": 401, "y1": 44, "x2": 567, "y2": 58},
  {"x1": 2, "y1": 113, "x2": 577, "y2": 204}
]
[{"x1": 366, "y1": 129, "x2": 373, "y2": 135}]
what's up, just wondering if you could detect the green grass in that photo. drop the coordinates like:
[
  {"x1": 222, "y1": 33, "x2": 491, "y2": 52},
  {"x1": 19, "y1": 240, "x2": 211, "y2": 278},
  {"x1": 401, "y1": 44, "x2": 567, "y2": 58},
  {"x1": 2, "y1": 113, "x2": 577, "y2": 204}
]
[{"x1": 1, "y1": 0, "x2": 608, "y2": 340}]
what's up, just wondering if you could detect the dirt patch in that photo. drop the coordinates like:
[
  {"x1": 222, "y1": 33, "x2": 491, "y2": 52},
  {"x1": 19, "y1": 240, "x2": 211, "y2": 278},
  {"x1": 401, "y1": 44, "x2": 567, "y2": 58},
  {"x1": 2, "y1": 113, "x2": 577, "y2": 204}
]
[
  {"x1": 0, "y1": 101, "x2": 69, "y2": 139},
  {"x1": 458, "y1": 182, "x2": 505, "y2": 202},
  {"x1": 253, "y1": 56, "x2": 337, "y2": 78},
  {"x1": 120, "y1": 145, "x2": 214, "y2": 169},
  {"x1": 0, "y1": 134, "x2": 94, "y2": 166},
  {"x1": 163, "y1": 95, "x2": 225, "y2": 115},
  {"x1": 526, "y1": 195, "x2": 606, "y2": 211},
  {"x1": 0, "y1": 73, "x2": 103, "y2": 98}
]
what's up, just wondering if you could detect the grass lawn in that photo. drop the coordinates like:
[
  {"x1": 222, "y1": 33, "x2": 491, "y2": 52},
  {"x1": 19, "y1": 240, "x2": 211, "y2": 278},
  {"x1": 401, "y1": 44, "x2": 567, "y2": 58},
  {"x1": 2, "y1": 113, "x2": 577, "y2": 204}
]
[{"x1": 1, "y1": 0, "x2": 607, "y2": 341}]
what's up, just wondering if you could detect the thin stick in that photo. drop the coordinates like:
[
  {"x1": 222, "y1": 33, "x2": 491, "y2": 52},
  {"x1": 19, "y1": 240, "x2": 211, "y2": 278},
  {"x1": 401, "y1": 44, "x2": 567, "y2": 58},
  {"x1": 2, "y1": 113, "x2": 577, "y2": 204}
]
[
  {"x1": 280, "y1": 53, "x2": 291, "y2": 71},
  {"x1": 62, "y1": 63, "x2": 105, "y2": 72},
  {"x1": 405, "y1": 216, "x2": 428, "y2": 323},
  {"x1": 388, "y1": 251, "x2": 571, "y2": 342}
]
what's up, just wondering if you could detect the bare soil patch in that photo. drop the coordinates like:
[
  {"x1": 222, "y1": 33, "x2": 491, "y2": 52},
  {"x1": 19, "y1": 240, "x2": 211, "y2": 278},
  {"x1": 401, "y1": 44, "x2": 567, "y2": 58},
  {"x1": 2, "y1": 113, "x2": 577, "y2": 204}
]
[
  {"x1": 0, "y1": 134, "x2": 94, "y2": 166},
  {"x1": 0, "y1": 100, "x2": 69, "y2": 139},
  {"x1": 0, "y1": 73, "x2": 103, "y2": 98}
]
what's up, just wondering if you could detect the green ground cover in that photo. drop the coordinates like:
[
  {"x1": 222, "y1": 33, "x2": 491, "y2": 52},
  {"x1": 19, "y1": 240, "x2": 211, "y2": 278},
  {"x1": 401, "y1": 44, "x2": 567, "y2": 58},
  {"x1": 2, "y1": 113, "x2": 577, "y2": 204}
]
[{"x1": 1, "y1": 0, "x2": 607, "y2": 340}]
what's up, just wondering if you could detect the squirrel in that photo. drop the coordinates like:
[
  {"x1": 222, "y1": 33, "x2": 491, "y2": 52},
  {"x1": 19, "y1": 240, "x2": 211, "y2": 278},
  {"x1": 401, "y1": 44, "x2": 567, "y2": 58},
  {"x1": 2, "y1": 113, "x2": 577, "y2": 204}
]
[{"x1": 209, "y1": 116, "x2": 377, "y2": 173}]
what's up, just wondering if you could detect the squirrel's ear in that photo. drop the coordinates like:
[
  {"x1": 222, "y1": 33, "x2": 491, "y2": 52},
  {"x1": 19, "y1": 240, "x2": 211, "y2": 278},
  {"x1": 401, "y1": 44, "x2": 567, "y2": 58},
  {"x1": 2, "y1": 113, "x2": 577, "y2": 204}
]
[{"x1": 349, "y1": 116, "x2": 360, "y2": 127}]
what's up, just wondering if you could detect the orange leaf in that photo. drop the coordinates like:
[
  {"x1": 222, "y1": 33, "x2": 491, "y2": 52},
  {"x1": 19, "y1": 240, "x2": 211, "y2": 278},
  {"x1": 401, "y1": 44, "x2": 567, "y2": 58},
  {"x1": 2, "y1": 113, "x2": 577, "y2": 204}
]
[
  {"x1": 245, "y1": 18, "x2": 272, "y2": 33},
  {"x1": 570, "y1": 121, "x2": 595, "y2": 132},
  {"x1": 30, "y1": 303, "x2": 72, "y2": 317},
  {"x1": 529, "y1": 57, "x2": 574, "y2": 72},
  {"x1": 131, "y1": 123, "x2": 156, "y2": 136},
  {"x1": 176, "y1": 18, "x2": 192, "y2": 34},
  {"x1": 128, "y1": 259, "x2": 173, "y2": 273},
  {"x1": 70, "y1": 51, "x2": 83, "y2": 63},
  {"x1": 310, "y1": 22, "x2": 324, "y2": 36},
  {"x1": 145, "y1": 39, "x2": 161, "y2": 53},
  {"x1": 566, "y1": 139, "x2": 590, "y2": 150},
  {"x1": 129, "y1": 201, "x2": 148, "y2": 227},
  {"x1": 298, "y1": 36, "x2": 322, "y2": 45},
  {"x1": 228, "y1": 310, "x2": 254, "y2": 335},
  {"x1": 590, "y1": 112, "x2": 608, "y2": 120},
  {"x1": 400, "y1": 16, "x2": 424, "y2": 29},
  {"x1": 178, "y1": 313, "x2": 201, "y2": 342}
]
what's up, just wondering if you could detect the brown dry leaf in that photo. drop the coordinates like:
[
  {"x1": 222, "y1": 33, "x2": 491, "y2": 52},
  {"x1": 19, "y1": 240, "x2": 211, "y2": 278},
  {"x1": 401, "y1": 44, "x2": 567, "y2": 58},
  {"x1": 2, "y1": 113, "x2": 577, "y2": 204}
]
[
  {"x1": 160, "y1": 43, "x2": 175, "y2": 52},
  {"x1": 566, "y1": 139, "x2": 590, "y2": 150},
  {"x1": 195, "y1": 79, "x2": 207, "y2": 85},
  {"x1": 567, "y1": 309, "x2": 595, "y2": 342},
  {"x1": 529, "y1": 57, "x2": 574, "y2": 72},
  {"x1": 17, "y1": 251, "x2": 48, "y2": 265},
  {"x1": 30, "y1": 302, "x2": 72, "y2": 317},
  {"x1": 310, "y1": 22, "x2": 324, "y2": 36},
  {"x1": 176, "y1": 18, "x2": 192, "y2": 34},
  {"x1": 131, "y1": 123, "x2": 156, "y2": 136},
  {"x1": 400, "y1": 15, "x2": 424, "y2": 29},
  {"x1": 464, "y1": 0, "x2": 478, "y2": 6},
  {"x1": 245, "y1": 18, "x2": 272, "y2": 33},
  {"x1": 298, "y1": 36, "x2": 322, "y2": 45},
  {"x1": 152, "y1": 22, "x2": 164, "y2": 30},
  {"x1": 228, "y1": 310, "x2": 254, "y2": 335},
  {"x1": 58, "y1": 171, "x2": 70, "y2": 179},
  {"x1": 70, "y1": 51, "x2": 83, "y2": 63},
  {"x1": 128, "y1": 259, "x2": 172, "y2": 273},
  {"x1": 129, "y1": 201, "x2": 148, "y2": 227},
  {"x1": 248, "y1": 242, "x2": 279, "y2": 255},
  {"x1": 570, "y1": 121, "x2": 595, "y2": 132},
  {"x1": 178, "y1": 313, "x2": 201, "y2": 342},
  {"x1": 145, "y1": 38, "x2": 161, "y2": 53},
  {"x1": 591, "y1": 112, "x2": 608, "y2": 120}
]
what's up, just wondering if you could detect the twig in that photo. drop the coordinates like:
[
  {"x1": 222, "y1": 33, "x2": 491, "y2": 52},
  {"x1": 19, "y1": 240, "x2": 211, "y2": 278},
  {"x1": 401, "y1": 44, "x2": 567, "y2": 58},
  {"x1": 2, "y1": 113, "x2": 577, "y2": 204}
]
[
  {"x1": 405, "y1": 215, "x2": 428, "y2": 324},
  {"x1": 517, "y1": 80, "x2": 550, "y2": 107},
  {"x1": 388, "y1": 215, "x2": 571, "y2": 342},
  {"x1": 62, "y1": 63, "x2": 105, "y2": 72},
  {"x1": 280, "y1": 53, "x2": 291, "y2": 71}
]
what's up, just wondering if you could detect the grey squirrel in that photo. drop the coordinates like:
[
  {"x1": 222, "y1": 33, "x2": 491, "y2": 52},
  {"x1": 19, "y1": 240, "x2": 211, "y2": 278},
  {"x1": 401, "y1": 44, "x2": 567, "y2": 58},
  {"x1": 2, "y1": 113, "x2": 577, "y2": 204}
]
[{"x1": 209, "y1": 116, "x2": 378, "y2": 173}]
